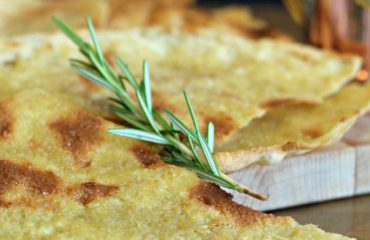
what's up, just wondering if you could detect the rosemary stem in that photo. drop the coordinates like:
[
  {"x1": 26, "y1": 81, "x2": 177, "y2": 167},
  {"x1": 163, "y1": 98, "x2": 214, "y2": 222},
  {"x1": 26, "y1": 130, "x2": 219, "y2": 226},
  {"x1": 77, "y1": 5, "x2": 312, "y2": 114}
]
[
  {"x1": 166, "y1": 135, "x2": 193, "y2": 157},
  {"x1": 115, "y1": 92, "x2": 145, "y2": 120},
  {"x1": 220, "y1": 173, "x2": 267, "y2": 201},
  {"x1": 53, "y1": 16, "x2": 266, "y2": 201}
]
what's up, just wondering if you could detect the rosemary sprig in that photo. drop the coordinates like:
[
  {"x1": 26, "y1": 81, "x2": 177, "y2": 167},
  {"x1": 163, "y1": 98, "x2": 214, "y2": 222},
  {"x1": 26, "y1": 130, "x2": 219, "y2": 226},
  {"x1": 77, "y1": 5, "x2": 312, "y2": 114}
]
[{"x1": 53, "y1": 17, "x2": 266, "y2": 201}]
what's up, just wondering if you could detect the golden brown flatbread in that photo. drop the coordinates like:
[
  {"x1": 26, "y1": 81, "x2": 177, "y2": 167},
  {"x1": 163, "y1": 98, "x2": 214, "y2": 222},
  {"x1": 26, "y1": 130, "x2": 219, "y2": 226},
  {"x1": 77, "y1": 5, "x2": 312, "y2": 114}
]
[
  {"x1": 216, "y1": 83, "x2": 370, "y2": 173},
  {"x1": 0, "y1": 29, "x2": 361, "y2": 143},
  {"x1": 0, "y1": 89, "x2": 353, "y2": 239}
]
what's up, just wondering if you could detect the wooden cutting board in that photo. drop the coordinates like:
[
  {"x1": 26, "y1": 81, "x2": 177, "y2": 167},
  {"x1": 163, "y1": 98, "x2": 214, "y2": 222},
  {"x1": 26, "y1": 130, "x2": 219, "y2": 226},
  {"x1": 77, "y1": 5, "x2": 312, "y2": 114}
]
[{"x1": 227, "y1": 113, "x2": 370, "y2": 211}]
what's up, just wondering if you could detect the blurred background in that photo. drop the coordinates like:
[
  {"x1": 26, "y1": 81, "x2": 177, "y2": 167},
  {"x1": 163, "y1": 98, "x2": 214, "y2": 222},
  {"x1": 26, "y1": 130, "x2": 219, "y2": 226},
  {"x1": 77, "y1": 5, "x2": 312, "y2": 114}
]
[
  {"x1": 199, "y1": 0, "x2": 281, "y2": 5},
  {"x1": 199, "y1": 0, "x2": 301, "y2": 39}
]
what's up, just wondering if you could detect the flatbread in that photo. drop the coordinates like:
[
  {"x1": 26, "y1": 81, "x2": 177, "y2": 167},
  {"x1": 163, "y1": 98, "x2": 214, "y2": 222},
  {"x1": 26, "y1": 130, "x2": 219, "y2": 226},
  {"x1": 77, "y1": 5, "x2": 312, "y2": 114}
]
[
  {"x1": 216, "y1": 83, "x2": 370, "y2": 173},
  {"x1": 0, "y1": 89, "x2": 353, "y2": 239},
  {"x1": 0, "y1": 0, "x2": 279, "y2": 40},
  {"x1": 0, "y1": 29, "x2": 361, "y2": 142}
]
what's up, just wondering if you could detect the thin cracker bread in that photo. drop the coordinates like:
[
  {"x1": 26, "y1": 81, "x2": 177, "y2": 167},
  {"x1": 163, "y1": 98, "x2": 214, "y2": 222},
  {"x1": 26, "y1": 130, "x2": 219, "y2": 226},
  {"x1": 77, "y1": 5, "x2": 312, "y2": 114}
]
[
  {"x1": 0, "y1": 29, "x2": 361, "y2": 142},
  {"x1": 0, "y1": 89, "x2": 352, "y2": 239},
  {"x1": 216, "y1": 83, "x2": 370, "y2": 173}
]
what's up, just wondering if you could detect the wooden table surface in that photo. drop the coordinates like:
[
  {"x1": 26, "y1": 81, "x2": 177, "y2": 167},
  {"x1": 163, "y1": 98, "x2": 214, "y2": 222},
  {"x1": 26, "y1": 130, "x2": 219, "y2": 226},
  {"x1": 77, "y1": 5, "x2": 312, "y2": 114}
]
[{"x1": 272, "y1": 194, "x2": 370, "y2": 239}]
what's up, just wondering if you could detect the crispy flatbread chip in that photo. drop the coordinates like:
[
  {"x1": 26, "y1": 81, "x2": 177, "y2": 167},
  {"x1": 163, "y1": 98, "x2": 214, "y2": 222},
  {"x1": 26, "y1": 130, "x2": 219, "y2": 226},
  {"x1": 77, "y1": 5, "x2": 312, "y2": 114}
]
[
  {"x1": 0, "y1": 89, "x2": 353, "y2": 239},
  {"x1": 0, "y1": 30, "x2": 361, "y2": 142},
  {"x1": 216, "y1": 83, "x2": 370, "y2": 173}
]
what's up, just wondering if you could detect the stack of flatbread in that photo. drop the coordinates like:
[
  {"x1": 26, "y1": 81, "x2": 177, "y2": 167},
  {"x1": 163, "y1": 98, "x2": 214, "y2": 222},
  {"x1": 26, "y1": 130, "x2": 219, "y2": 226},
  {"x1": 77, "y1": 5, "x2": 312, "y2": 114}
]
[{"x1": 0, "y1": 0, "x2": 366, "y2": 239}]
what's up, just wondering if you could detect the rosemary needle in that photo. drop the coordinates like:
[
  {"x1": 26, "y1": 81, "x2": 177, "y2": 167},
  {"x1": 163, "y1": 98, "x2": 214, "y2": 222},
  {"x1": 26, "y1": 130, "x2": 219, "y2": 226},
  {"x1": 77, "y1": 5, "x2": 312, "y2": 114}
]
[{"x1": 53, "y1": 16, "x2": 266, "y2": 201}]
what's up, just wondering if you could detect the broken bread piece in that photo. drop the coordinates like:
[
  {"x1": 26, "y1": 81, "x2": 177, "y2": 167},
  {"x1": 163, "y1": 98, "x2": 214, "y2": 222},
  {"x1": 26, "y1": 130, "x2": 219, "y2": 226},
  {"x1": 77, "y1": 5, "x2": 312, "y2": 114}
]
[
  {"x1": 0, "y1": 89, "x2": 354, "y2": 239},
  {"x1": 0, "y1": 29, "x2": 361, "y2": 143},
  {"x1": 217, "y1": 83, "x2": 370, "y2": 173}
]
